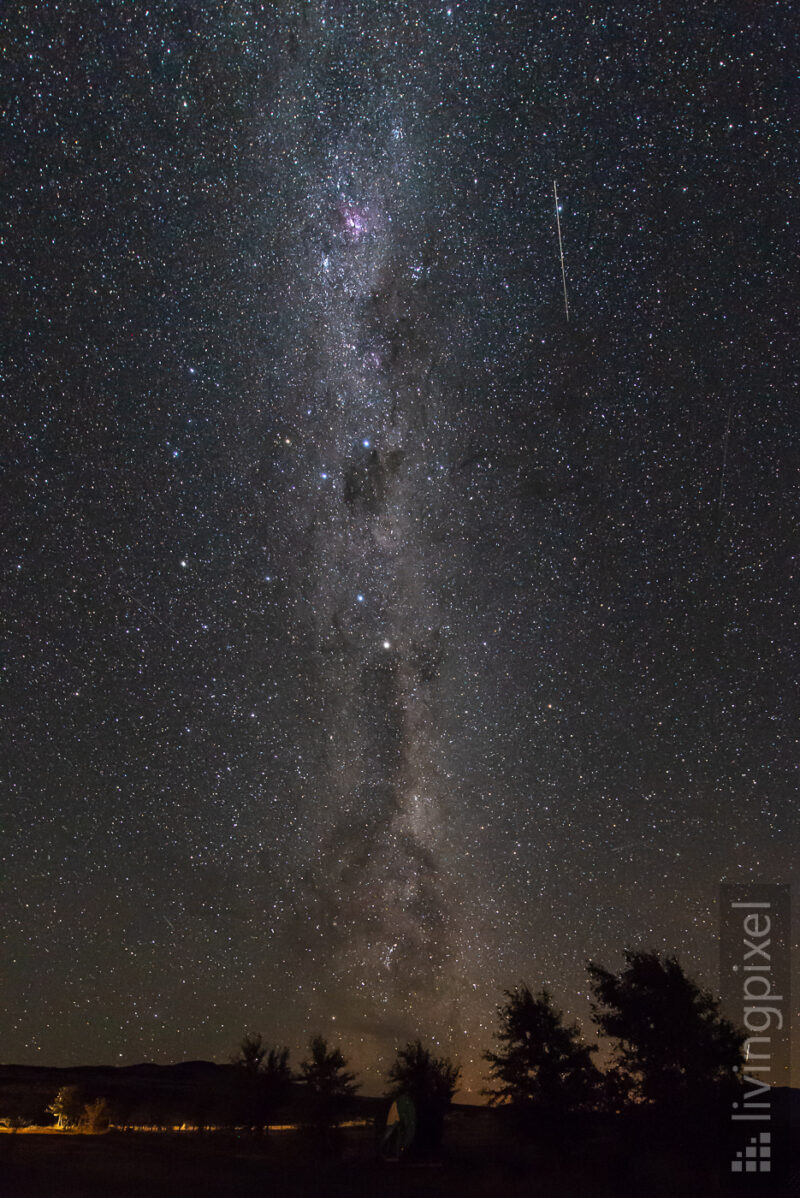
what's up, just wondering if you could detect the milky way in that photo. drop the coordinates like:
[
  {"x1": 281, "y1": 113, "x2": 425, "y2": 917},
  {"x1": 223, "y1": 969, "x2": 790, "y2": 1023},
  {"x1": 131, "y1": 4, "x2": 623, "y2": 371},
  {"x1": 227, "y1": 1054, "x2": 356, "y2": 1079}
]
[
  {"x1": 274, "y1": 26, "x2": 483, "y2": 1049},
  {"x1": 2, "y1": 2, "x2": 796, "y2": 1093}
]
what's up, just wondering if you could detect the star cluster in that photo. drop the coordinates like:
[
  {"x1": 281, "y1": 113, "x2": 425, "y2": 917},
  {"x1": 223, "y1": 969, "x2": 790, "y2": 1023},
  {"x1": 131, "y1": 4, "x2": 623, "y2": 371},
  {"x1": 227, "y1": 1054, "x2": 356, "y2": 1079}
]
[{"x1": 2, "y1": 1, "x2": 796, "y2": 1094}]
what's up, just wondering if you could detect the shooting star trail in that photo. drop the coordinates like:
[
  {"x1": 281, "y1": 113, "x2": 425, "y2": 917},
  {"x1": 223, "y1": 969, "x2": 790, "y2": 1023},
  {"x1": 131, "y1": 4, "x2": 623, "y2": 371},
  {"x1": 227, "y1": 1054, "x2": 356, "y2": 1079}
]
[{"x1": 553, "y1": 180, "x2": 569, "y2": 322}]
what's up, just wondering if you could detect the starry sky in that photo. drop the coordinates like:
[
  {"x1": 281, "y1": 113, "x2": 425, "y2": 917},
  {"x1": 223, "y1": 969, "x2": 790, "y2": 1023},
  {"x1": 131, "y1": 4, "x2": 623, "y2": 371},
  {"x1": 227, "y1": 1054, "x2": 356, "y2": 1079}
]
[{"x1": 2, "y1": 2, "x2": 797, "y2": 1097}]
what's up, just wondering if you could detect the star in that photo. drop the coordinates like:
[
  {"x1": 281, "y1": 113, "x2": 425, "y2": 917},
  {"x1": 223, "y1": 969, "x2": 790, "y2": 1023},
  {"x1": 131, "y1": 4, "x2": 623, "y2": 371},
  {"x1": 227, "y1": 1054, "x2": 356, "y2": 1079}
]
[{"x1": 1, "y1": 0, "x2": 791, "y2": 1100}]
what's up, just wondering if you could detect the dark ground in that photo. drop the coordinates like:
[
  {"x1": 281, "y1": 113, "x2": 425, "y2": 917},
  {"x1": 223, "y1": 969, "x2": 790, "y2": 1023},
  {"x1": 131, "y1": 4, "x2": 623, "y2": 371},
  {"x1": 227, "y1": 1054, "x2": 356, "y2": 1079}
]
[{"x1": 1, "y1": 1117, "x2": 784, "y2": 1198}]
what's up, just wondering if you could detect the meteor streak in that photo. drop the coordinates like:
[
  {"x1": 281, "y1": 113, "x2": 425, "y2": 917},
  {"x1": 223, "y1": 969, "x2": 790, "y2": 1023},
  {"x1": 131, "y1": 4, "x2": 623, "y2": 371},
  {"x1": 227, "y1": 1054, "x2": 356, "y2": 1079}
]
[{"x1": 553, "y1": 180, "x2": 569, "y2": 322}]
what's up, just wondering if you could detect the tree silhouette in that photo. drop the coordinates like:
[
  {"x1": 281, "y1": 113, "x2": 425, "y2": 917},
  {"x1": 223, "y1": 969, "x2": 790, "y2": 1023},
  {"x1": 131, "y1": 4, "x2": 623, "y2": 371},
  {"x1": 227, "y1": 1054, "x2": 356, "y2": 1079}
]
[
  {"x1": 588, "y1": 950, "x2": 745, "y2": 1110},
  {"x1": 483, "y1": 986, "x2": 602, "y2": 1118},
  {"x1": 231, "y1": 1033, "x2": 292, "y2": 1133},
  {"x1": 233, "y1": 1031, "x2": 268, "y2": 1074},
  {"x1": 83, "y1": 1097, "x2": 111, "y2": 1134},
  {"x1": 387, "y1": 1040, "x2": 460, "y2": 1159},
  {"x1": 47, "y1": 1085, "x2": 83, "y2": 1130},
  {"x1": 298, "y1": 1035, "x2": 359, "y2": 1132}
]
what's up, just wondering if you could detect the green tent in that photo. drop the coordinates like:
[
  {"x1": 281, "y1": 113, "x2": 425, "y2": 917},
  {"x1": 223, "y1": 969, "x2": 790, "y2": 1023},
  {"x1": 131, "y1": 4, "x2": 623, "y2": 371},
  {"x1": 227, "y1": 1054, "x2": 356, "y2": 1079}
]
[{"x1": 382, "y1": 1093, "x2": 416, "y2": 1159}]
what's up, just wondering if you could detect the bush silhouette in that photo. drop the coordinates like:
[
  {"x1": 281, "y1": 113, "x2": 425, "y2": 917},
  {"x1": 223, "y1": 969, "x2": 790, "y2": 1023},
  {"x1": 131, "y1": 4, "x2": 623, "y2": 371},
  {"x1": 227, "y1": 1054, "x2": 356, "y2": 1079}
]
[{"x1": 83, "y1": 1097, "x2": 111, "y2": 1134}]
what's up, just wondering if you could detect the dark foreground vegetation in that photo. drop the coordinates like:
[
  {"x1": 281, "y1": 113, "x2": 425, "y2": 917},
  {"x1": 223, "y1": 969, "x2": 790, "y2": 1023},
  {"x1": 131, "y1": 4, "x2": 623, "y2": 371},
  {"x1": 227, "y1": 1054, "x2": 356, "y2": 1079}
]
[{"x1": 2, "y1": 953, "x2": 796, "y2": 1194}]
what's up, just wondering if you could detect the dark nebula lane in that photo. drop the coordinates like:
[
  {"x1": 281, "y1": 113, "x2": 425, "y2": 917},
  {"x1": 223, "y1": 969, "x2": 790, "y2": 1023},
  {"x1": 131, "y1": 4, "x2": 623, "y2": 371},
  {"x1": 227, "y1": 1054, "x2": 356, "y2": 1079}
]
[
  {"x1": 2, "y1": 2, "x2": 796, "y2": 1094},
  {"x1": 286, "y1": 67, "x2": 479, "y2": 1049}
]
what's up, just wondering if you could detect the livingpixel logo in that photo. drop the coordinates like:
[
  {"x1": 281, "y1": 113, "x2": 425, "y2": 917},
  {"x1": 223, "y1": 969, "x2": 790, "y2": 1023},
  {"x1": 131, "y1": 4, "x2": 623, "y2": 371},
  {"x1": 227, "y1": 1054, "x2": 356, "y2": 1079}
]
[
  {"x1": 720, "y1": 883, "x2": 790, "y2": 1181},
  {"x1": 731, "y1": 1131, "x2": 770, "y2": 1174}
]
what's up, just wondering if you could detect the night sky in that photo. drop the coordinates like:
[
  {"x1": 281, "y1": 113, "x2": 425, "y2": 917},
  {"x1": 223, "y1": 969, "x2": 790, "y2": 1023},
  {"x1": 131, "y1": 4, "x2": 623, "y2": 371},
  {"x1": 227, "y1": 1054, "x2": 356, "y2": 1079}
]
[{"x1": 3, "y1": 2, "x2": 797, "y2": 1097}]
